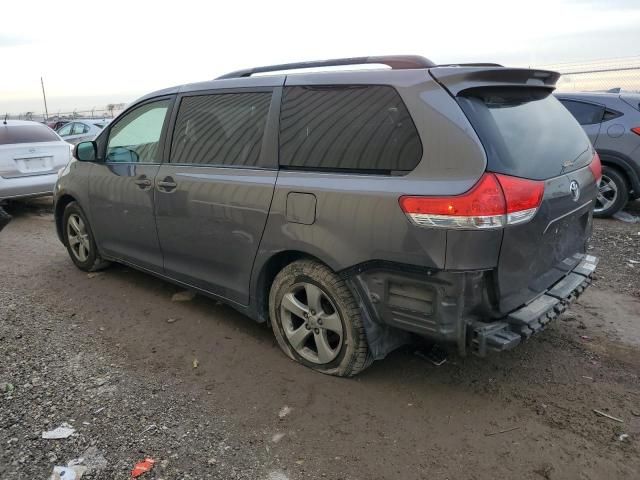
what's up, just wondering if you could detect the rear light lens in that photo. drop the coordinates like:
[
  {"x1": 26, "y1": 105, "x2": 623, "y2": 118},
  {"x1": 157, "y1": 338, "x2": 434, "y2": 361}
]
[
  {"x1": 631, "y1": 127, "x2": 640, "y2": 136},
  {"x1": 399, "y1": 173, "x2": 544, "y2": 230},
  {"x1": 588, "y1": 152, "x2": 602, "y2": 183}
]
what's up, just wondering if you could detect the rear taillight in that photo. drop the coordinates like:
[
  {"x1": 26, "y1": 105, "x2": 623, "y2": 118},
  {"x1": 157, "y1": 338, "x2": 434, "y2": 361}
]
[
  {"x1": 399, "y1": 173, "x2": 544, "y2": 230},
  {"x1": 588, "y1": 152, "x2": 602, "y2": 183},
  {"x1": 631, "y1": 127, "x2": 640, "y2": 136}
]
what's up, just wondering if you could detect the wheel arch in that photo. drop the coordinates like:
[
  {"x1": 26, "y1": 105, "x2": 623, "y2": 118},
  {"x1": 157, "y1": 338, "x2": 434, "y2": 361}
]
[
  {"x1": 597, "y1": 149, "x2": 640, "y2": 197},
  {"x1": 252, "y1": 250, "x2": 333, "y2": 323},
  {"x1": 54, "y1": 194, "x2": 77, "y2": 245}
]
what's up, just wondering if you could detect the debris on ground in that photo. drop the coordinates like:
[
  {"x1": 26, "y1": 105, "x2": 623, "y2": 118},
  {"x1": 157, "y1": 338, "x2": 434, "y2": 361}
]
[
  {"x1": 272, "y1": 433, "x2": 286, "y2": 443},
  {"x1": 192, "y1": 358, "x2": 199, "y2": 369},
  {"x1": 618, "y1": 433, "x2": 630, "y2": 442},
  {"x1": 613, "y1": 211, "x2": 640, "y2": 223},
  {"x1": 166, "y1": 317, "x2": 179, "y2": 323},
  {"x1": 131, "y1": 458, "x2": 155, "y2": 478},
  {"x1": 87, "y1": 272, "x2": 104, "y2": 279},
  {"x1": 50, "y1": 465, "x2": 86, "y2": 480},
  {"x1": 414, "y1": 344, "x2": 448, "y2": 366},
  {"x1": 42, "y1": 422, "x2": 76, "y2": 439},
  {"x1": 1, "y1": 381, "x2": 14, "y2": 393},
  {"x1": 594, "y1": 409, "x2": 624, "y2": 423},
  {"x1": 278, "y1": 405, "x2": 292, "y2": 419},
  {"x1": 171, "y1": 290, "x2": 196, "y2": 302},
  {"x1": 484, "y1": 426, "x2": 520, "y2": 437}
]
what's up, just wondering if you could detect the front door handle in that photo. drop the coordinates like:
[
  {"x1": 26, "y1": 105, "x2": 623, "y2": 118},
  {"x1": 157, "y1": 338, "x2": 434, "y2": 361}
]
[
  {"x1": 157, "y1": 176, "x2": 177, "y2": 192},
  {"x1": 133, "y1": 176, "x2": 152, "y2": 190}
]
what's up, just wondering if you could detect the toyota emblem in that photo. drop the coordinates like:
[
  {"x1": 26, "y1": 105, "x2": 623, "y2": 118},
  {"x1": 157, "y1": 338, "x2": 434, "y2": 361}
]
[{"x1": 569, "y1": 180, "x2": 580, "y2": 202}]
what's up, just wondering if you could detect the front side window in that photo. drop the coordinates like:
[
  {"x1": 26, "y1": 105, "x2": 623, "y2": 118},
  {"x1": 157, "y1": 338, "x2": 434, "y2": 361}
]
[
  {"x1": 106, "y1": 100, "x2": 170, "y2": 163},
  {"x1": 170, "y1": 92, "x2": 272, "y2": 167},
  {"x1": 559, "y1": 99, "x2": 604, "y2": 125},
  {"x1": 279, "y1": 85, "x2": 422, "y2": 174}
]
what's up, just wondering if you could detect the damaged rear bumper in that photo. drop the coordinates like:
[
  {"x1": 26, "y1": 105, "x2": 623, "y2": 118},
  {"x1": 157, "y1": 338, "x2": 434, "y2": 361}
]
[
  {"x1": 347, "y1": 254, "x2": 599, "y2": 360},
  {"x1": 469, "y1": 254, "x2": 598, "y2": 356}
]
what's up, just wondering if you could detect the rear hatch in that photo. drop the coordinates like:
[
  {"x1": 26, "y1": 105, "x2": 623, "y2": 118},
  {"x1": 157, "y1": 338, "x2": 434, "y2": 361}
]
[
  {"x1": 0, "y1": 124, "x2": 71, "y2": 178},
  {"x1": 431, "y1": 67, "x2": 598, "y2": 313}
]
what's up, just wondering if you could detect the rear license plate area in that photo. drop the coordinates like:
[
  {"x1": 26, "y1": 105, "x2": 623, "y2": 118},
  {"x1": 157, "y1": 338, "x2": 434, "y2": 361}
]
[{"x1": 15, "y1": 156, "x2": 53, "y2": 173}]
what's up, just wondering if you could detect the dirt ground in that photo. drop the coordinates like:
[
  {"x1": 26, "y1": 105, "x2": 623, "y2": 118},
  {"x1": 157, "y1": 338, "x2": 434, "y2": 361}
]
[{"x1": 1, "y1": 199, "x2": 639, "y2": 480}]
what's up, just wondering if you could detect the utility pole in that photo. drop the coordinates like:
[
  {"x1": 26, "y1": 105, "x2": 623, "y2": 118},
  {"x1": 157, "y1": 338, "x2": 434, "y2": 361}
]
[{"x1": 41, "y1": 76, "x2": 49, "y2": 122}]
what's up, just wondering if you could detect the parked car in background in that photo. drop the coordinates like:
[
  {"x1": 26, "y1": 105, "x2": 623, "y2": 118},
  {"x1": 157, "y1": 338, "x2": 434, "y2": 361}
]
[
  {"x1": 555, "y1": 91, "x2": 640, "y2": 217},
  {"x1": 57, "y1": 119, "x2": 110, "y2": 145},
  {"x1": 47, "y1": 120, "x2": 69, "y2": 131},
  {"x1": 54, "y1": 56, "x2": 599, "y2": 376},
  {"x1": 1, "y1": 120, "x2": 72, "y2": 200}
]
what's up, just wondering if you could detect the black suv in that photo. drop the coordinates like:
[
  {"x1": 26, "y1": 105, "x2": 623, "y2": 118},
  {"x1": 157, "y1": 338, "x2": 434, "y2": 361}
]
[{"x1": 54, "y1": 56, "x2": 600, "y2": 376}]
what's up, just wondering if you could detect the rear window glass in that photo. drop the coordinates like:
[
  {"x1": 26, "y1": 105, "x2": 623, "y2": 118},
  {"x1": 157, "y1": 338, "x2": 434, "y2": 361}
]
[
  {"x1": 279, "y1": 85, "x2": 422, "y2": 174},
  {"x1": 0, "y1": 124, "x2": 60, "y2": 145},
  {"x1": 457, "y1": 88, "x2": 591, "y2": 180}
]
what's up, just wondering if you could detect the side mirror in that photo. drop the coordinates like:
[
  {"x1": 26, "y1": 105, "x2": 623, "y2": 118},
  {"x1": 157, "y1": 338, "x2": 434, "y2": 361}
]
[{"x1": 74, "y1": 141, "x2": 97, "y2": 162}]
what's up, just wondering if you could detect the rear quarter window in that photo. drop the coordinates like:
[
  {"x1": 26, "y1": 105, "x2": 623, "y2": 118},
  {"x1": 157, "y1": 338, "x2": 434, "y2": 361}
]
[
  {"x1": 457, "y1": 88, "x2": 592, "y2": 180},
  {"x1": 0, "y1": 124, "x2": 60, "y2": 145},
  {"x1": 279, "y1": 85, "x2": 422, "y2": 174}
]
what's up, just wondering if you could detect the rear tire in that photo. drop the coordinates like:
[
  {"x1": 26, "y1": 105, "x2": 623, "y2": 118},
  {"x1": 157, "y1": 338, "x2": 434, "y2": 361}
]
[
  {"x1": 62, "y1": 202, "x2": 110, "y2": 272},
  {"x1": 269, "y1": 259, "x2": 372, "y2": 377},
  {"x1": 594, "y1": 166, "x2": 628, "y2": 218}
]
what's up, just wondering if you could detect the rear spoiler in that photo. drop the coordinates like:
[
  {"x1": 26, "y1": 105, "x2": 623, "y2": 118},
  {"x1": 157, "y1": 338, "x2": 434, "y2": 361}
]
[{"x1": 429, "y1": 67, "x2": 560, "y2": 96}]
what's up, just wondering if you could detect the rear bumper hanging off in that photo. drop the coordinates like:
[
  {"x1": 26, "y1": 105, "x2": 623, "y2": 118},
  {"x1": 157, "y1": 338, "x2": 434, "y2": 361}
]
[{"x1": 469, "y1": 254, "x2": 599, "y2": 356}]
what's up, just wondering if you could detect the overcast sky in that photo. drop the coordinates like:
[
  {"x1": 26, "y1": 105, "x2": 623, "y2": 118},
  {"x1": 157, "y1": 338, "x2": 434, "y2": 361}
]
[{"x1": 2, "y1": 0, "x2": 640, "y2": 114}]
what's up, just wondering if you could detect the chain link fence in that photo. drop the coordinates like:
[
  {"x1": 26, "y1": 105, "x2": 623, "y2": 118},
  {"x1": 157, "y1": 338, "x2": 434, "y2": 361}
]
[
  {"x1": 5, "y1": 58, "x2": 640, "y2": 123},
  {"x1": 4, "y1": 105, "x2": 127, "y2": 124},
  {"x1": 537, "y1": 56, "x2": 640, "y2": 93}
]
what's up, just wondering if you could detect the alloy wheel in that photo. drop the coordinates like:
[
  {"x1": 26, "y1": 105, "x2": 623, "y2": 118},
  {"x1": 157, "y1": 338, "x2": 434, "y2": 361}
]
[
  {"x1": 594, "y1": 174, "x2": 618, "y2": 214},
  {"x1": 280, "y1": 282, "x2": 344, "y2": 364},
  {"x1": 67, "y1": 213, "x2": 91, "y2": 262}
]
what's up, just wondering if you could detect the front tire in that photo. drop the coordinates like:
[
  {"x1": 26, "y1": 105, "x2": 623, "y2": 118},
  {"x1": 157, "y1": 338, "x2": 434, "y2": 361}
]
[
  {"x1": 269, "y1": 260, "x2": 372, "y2": 377},
  {"x1": 63, "y1": 202, "x2": 110, "y2": 272},
  {"x1": 594, "y1": 166, "x2": 628, "y2": 218}
]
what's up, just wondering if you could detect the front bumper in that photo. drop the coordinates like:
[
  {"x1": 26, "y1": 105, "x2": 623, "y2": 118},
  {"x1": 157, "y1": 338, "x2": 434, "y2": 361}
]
[{"x1": 469, "y1": 254, "x2": 599, "y2": 356}]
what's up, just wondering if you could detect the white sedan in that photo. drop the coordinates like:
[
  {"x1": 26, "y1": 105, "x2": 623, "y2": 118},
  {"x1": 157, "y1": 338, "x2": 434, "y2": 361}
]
[{"x1": 0, "y1": 120, "x2": 73, "y2": 200}]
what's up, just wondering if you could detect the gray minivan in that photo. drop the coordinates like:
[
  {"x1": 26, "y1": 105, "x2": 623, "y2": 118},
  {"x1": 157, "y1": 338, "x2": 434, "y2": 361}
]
[{"x1": 54, "y1": 56, "x2": 600, "y2": 376}]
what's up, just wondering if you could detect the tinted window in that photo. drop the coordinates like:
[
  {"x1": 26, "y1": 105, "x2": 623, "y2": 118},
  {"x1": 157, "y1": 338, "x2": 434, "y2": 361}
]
[
  {"x1": 106, "y1": 100, "x2": 170, "y2": 163},
  {"x1": 170, "y1": 92, "x2": 271, "y2": 167},
  {"x1": 457, "y1": 88, "x2": 592, "y2": 180},
  {"x1": 0, "y1": 124, "x2": 60, "y2": 145},
  {"x1": 279, "y1": 85, "x2": 422, "y2": 174},
  {"x1": 559, "y1": 100, "x2": 604, "y2": 125}
]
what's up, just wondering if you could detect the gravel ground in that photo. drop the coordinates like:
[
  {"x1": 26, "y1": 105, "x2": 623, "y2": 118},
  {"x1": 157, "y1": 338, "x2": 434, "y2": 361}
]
[
  {"x1": 1, "y1": 199, "x2": 639, "y2": 480},
  {"x1": 589, "y1": 202, "x2": 640, "y2": 297}
]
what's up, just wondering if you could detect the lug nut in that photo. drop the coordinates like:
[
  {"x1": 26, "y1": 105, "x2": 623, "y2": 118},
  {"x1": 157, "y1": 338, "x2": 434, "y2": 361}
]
[
  {"x1": 317, "y1": 318, "x2": 323, "y2": 325},
  {"x1": 310, "y1": 310, "x2": 315, "y2": 315},
  {"x1": 314, "y1": 328, "x2": 320, "y2": 334},
  {"x1": 305, "y1": 324, "x2": 311, "y2": 330}
]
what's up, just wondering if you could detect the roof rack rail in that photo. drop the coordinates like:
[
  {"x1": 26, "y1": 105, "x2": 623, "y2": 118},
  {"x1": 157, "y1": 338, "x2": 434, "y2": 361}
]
[
  {"x1": 433, "y1": 63, "x2": 504, "y2": 68},
  {"x1": 216, "y1": 55, "x2": 435, "y2": 80}
]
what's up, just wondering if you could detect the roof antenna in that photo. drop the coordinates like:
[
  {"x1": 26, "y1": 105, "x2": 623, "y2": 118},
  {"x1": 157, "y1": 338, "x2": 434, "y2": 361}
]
[{"x1": 3, "y1": 113, "x2": 7, "y2": 125}]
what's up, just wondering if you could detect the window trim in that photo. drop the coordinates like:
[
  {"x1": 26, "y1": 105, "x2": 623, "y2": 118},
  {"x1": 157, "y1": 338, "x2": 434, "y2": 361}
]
[
  {"x1": 163, "y1": 86, "x2": 280, "y2": 170},
  {"x1": 99, "y1": 95, "x2": 176, "y2": 165},
  {"x1": 557, "y1": 98, "x2": 606, "y2": 126},
  {"x1": 277, "y1": 84, "x2": 423, "y2": 176}
]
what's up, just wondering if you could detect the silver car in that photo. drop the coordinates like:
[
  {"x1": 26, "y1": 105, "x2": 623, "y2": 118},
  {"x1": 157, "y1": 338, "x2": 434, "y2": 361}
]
[
  {"x1": 57, "y1": 119, "x2": 110, "y2": 145},
  {"x1": 555, "y1": 91, "x2": 640, "y2": 216},
  {"x1": 1, "y1": 120, "x2": 72, "y2": 200}
]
